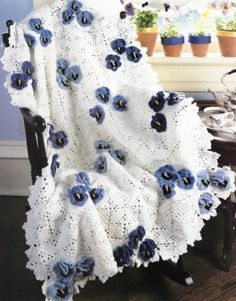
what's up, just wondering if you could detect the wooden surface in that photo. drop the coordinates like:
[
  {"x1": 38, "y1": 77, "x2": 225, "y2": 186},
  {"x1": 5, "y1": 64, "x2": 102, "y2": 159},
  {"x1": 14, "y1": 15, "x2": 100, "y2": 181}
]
[{"x1": 0, "y1": 196, "x2": 235, "y2": 301}]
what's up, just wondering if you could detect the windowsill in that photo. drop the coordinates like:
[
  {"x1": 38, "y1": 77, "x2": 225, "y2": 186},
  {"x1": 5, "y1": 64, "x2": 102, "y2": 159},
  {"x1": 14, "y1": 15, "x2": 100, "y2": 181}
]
[{"x1": 148, "y1": 52, "x2": 236, "y2": 92}]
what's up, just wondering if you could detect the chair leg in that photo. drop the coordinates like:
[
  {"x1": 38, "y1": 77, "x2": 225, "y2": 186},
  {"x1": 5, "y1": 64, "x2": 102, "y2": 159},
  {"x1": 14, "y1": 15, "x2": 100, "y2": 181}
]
[
  {"x1": 220, "y1": 196, "x2": 236, "y2": 271},
  {"x1": 159, "y1": 257, "x2": 194, "y2": 286}
]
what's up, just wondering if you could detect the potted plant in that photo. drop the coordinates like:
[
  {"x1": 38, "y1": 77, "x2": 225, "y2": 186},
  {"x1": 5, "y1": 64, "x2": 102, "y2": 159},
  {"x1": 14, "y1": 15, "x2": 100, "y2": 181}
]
[
  {"x1": 160, "y1": 24, "x2": 185, "y2": 57},
  {"x1": 188, "y1": 31, "x2": 211, "y2": 57},
  {"x1": 216, "y1": 14, "x2": 236, "y2": 57},
  {"x1": 132, "y1": 9, "x2": 158, "y2": 56}
]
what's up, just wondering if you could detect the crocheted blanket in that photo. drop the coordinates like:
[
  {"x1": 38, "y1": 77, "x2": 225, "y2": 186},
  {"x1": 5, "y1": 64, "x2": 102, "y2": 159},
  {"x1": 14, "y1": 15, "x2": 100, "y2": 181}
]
[{"x1": 1, "y1": 0, "x2": 235, "y2": 300}]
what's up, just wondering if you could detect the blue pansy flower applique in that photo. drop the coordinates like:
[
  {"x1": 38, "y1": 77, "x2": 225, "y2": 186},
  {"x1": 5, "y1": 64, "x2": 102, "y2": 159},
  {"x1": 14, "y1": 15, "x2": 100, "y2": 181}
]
[
  {"x1": 177, "y1": 168, "x2": 195, "y2": 190},
  {"x1": 89, "y1": 188, "x2": 104, "y2": 204},
  {"x1": 65, "y1": 65, "x2": 82, "y2": 83},
  {"x1": 24, "y1": 34, "x2": 36, "y2": 49},
  {"x1": 94, "y1": 140, "x2": 110, "y2": 153},
  {"x1": 28, "y1": 18, "x2": 43, "y2": 33},
  {"x1": 94, "y1": 155, "x2": 107, "y2": 173},
  {"x1": 110, "y1": 149, "x2": 126, "y2": 165},
  {"x1": 75, "y1": 257, "x2": 95, "y2": 280},
  {"x1": 40, "y1": 29, "x2": 53, "y2": 47},
  {"x1": 124, "y1": 2, "x2": 135, "y2": 16},
  {"x1": 210, "y1": 169, "x2": 230, "y2": 190},
  {"x1": 128, "y1": 226, "x2": 145, "y2": 249},
  {"x1": 139, "y1": 239, "x2": 157, "y2": 262},
  {"x1": 89, "y1": 105, "x2": 105, "y2": 124},
  {"x1": 77, "y1": 11, "x2": 94, "y2": 27},
  {"x1": 62, "y1": 9, "x2": 75, "y2": 25},
  {"x1": 57, "y1": 59, "x2": 69, "y2": 75},
  {"x1": 167, "y1": 92, "x2": 185, "y2": 106},
  {"x1": 49, "y1": 130, "x2": 68, "y2": 149},
  {"x1": 11, "y1": 73, "x2": 28, "y2": 90},
  {"x1": 76, "y1": 172, "x2": 90, "y2": 189},
  {"x1": 51, "y1": 154, "x2": 60, "y2": 177},
  {"x1": 160, "y1": 181, "x2": 176, "y2": 199},
  {"x1": 113, "y1": 245, "x2": 133, "y2": 267},
  {"x1": 57, "y1": 75, "x2": 71, "y2": 90},
  {"x1": 111, "y1": 38, "x2": 127, "y2": 55},
  {"x1": 126, "y1": 46, "x2": 142, "y2": 63},
  {"x1": 68, "y1": 0, "x2": 83, "y2": 13},
  {"x1": 155, "y1": 165, "x2": 177, "y2": 185},
  {"x1": 148, "y1": 91, "x2": 166, "y2": 112},
  {"x1": 68, "y1": 185, "x2": 89, "y2": 206},
  {"x1": 106, "y1": 54, "x2": 122, "y2": 72},
  {"x1": 197, "y1": 170, "x2": 210, "y2": 191},
  {"x1": 151, "y1": 113, "x2": 167, "y2": 132},
  {"x1": 53, "y1": 259, "x2": 75, "y2": 280},
  {"x1": 112, "y1": 95, "x2": 127, "y2": 112},
  {"x1": 198, "y1": 192, "x2": 215, "y2": 214},
  {"x1": 47, "y1": 279, "x2": 73, "y2": 301},
  {"x1": 22, "y1": 61, "x2": 35, "y2": 79},
  {"x1": 95, "y1": 87, "x2": 110, "y2": 104}
]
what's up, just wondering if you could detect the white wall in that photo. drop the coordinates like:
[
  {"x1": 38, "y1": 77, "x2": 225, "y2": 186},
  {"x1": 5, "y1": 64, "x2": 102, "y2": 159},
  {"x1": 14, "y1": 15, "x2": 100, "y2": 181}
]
[{"x1": 33, "y1": 0, "x2": 54, "y2": 8}]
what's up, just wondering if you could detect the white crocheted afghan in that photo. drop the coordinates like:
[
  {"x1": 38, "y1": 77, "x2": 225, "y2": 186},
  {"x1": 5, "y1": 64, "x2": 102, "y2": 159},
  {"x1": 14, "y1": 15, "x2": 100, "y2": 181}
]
[{"x1": 1, "y1": 0, "x2": 235, "y2": 300}]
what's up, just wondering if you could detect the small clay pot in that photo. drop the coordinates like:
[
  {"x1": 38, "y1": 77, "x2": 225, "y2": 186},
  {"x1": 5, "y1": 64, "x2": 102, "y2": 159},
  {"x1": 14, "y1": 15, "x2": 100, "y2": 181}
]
[
  {"x1": 161, "y1": 36, "x2": 184, "y2": 57},
  {"x1": 217, "y1": 31, "x2": 236, "y2": 57},
  {"x1": 188, "y1": 34, "x2": 211, "y2": 57},
  {"x1": 137, "y1": 27, "x2": 158, "y2": 56}
]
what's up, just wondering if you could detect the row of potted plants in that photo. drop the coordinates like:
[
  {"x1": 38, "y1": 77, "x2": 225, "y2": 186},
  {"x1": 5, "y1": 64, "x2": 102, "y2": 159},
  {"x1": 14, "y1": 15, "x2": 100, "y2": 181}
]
[{"x1": 132, "y1": 10, "x2": 236, "y2": 57}]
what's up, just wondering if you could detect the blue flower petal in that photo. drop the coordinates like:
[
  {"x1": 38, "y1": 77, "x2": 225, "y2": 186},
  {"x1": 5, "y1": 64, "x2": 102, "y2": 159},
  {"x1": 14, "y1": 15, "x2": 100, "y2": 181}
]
[
  {"x1": 177, "y1": 169, "x2": 195, "y2": 190},
  {"x1": 40, "y1": 29, "x2": 53, "y2": 47},
  {"x1": 106, "y1": 54, "x2": 122, "y2": 71},
  {"x1": 24, "y1": 34, "x2": 36, "y2": 49},
  {"x1": 148, "y1": 91, "x2": 166, "y2": 112},
  {"x1": 11, "y1": 73, "x2": 28, "y2": 90},
  {"x1": 197, "y1": 170, "x2": 210, "y2": 191},
  {"x1": 95, "y1": 87, "x2": 110, "y2": 103},
  {"x1": 111, "y1": 38, "x2": 127, "y2": 54},
  {"x1": 126, "y1": 46, "x2": 142, "y2": 63},
  {"x1": 94, "y1": 140, "x2": 110, "y2": 153},
  {"x1": 75, "y1": 172, "x2": 90, "y2": 189},
  {"x1": 109, "y1": 149, "x2": 126, "y2": 165},
  {"x1": 155, "y1": 165, "x2": 177, "y2": 185},
  {"x1": 57, "y1": 74, "x2": 71, "y2": 90},
  {"x1": 49, "y1": 131, "x2": 68, "y2": 149},
  {"x1": 68, "y1": 185, "x2": 89, "y2": 206},
  {"x1": 167, "y1": 92, "x2": 185, "y2": 106},
  {"x1": 57, "y1": 59, "x2": 70, "y2": 75},
  {"x1": 65, "y1": 65, "x2": 82, "y2": 83},
  {"x1": 28, "y1": 18, "x2": 43, "y2": 33},
  {"x1": 139, "y1": 239, "x2": 157, "y2": 262},
  {"x1": 89, "y1": 188, "x2": 104, "y2": 204},
  {"x1": 94, "y1": 155, "x2": 107, "y2": 173},
  {"x1": 76, "y1": 11, "x2": 94, "y2": 27},
  {"x1": 124, "y1": 2, "x2": 135, "y2": 16},
  {"x1": 47, "y1": 279, "x2": 73, "y2": 301},
  {"x1": 62, "y1": 8, "x2": 75, "y2": 25},
  {"x1": 75, "y1": 257, "x2": 95, "y2": 279},
  {"x1": 151, "y1": 113, "x2": 167, "y2": 133},
  {"x1": 51, "y1": 154, "x2": 60, "y2": 177},
  {"x1": 113, "y1": 245, "x2": 133, "y2": 267},
  {"x1": 68, "y1": 0, "x2": 83, "y2": 12},
  {"x1": 89, "y1": 105, "x2": 105, "y2": 124},
  {"x1": 128, "y1": 225, "x2": 145, "y2": 249},
  {"x1": 199, "y1": 192, "x2": 215, "y2": 214},
  {"x1": 210, "y1": 170, "x2": 230, "y2": 190},
  {"x1": 22, "y1": 61, "x2": 35, "y2": 79},
  {"x1": 112, "y1": 95, "x2": 127, "y2": 112},
  {"x1": 53, "y1": 259, "x2": 75, "y2": 280}
]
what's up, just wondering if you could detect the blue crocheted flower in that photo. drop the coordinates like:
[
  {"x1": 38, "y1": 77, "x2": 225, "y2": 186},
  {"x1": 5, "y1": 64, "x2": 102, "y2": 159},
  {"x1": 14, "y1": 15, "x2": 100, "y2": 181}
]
[
  {"x1": 95, "y1": 87, "x2": 110, "y2": 104},
  {"x1": 68, "y1": 0, "x2": 83, "y2": 12},
  {"x1": 75, "y1": 257, "x2": 95, "y2": 279},
  {"x1": 65, "y1": 65, "x2": 82, "y2": 83},
  {"x1": 94, "y1": 155, "x2": 107, "y2": 173},
  {"x1": 22, "y1": 61, "x2": 35, "y2": 79},
  {"x1": 68, "y1": 185, "x2": 89, "y2": 206},
  {"x1": 47, "y1": 279, "x2": 73, "y2": 301},
  {"x1": 151, "y1": 113, "x2": 167, "y2": 132},
  {"x1": 94, "y1": 140, "x2": 110, "y2": 153},
  {"x1": 76, "y1": 11, "x2": 94, "y2": 27},
  {"x1": 28, "y1": 18, "x2": 43, "y2": 33},
  {"x1": 148, "y1": 91, "x2": 166, "y2": 112},
  {"x1": 126, "y1": 46, "x2": 142, "y2": 63},
  {"x1": 109, "y1": 149, "x2": 126, "y2": 165},
  {"x1": 89, "y1": 188, "x2": 104, "y2": 204},
  {"x1": 128, "y1": 226, "x2": 145, "y2": 249},
  {"x1": 51, "y1": 154, "x2": 60, "y2": 177},
  {"x1": 124, "y1": 2, "x2": 135, "y2": 16},
  {"x1": 24, "y1": 34, "x2": 36, "y2": 49},
  {"x1": 75, "y1": 172, "x2": 90, "y2": 189},
  {"x1": 177, "y1": 169, "x2": 195, "y2": 190},
  {"x1": 112, "y1": 95, "x2": 127, "y2": 112},
  {"x1": 113, "y1": 245, "x2": 133, "y2": 267},
  {"x1": 160, "y1": 182, "x2": 176, "y2": 199},
  {"x1": 210, "y1": 170, "x2": 230, "y2": 190},
  {"x1": 155, "y1": 165, "x2": 178, "y2": 185},
  {"x1": 53, "y1": 259, "x2": 75, "y2": 280},
  {"x1": 11, "y1": 73, "x2": 28, "y2": 90},
  {"x1": 197, "y1": 170, "x2": 210, "y2": 191},
  {"x1": 139, "y1": 239, "x2": 157, "y2": 262},
  {"x1": 111, "y1": 38, "x2": 127, "y2": 54},
  {"x1": 57, "y1": 75, "x2": 71, "y2": 90},
  {"x1": 57, "y1": 59, "x2": 69, "y2": 75},
  {"x1": 40, "y1": 29, "x2": 53, "y2": 47},
  {"x1": 62, "y1": 9, "x2": 75, "y2": 25},
  {"x1": 167, "y1": 92, "x2": 185, "y2": 106},
  {"x1": 106, "y1": 54, "x2": 122, "y2": 71},
  {"x1": 49, "y1": 131, "x2": 68, "y2": 149},
  {"x1": 89, "y1": 106, "x2": 105, "y2": 125},
  {"x1": 198, "y1": 192, "x2": 215, "y2": 214}
]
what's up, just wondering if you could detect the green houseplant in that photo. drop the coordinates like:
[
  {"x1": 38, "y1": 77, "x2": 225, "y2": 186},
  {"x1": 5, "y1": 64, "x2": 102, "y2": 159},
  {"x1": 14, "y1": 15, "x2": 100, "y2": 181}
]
[
  {"x1": 160, "y1": 24, "x2": 185, "y2": 57},
  {"x1": 132, "y1": 10, "x2": 158, "y2": 56},
  {"x1": 216, "y1": 14, "x2": 236, "y2": 57}
]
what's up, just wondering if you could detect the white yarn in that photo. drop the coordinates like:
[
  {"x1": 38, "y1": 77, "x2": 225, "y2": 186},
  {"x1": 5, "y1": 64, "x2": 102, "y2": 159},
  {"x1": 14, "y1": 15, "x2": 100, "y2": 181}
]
[{"x1": 1, "y1": 0, "x2": 235, "y2": 300}]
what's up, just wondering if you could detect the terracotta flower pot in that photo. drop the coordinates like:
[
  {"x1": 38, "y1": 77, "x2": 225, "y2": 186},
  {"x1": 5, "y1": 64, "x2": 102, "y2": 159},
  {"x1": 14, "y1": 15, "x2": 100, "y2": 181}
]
[
  {"x1": 188, "y1": 34, "x2": 211, "y2": 57},
  {"x1": 137, "y1": 27, "x2": 158, "y2": 56},
  {"x1": 161, "y1": 36, "x2": 184, "y2": 57},
  {"x1": 217, "y1": 31, "x2": 236, "y2": 57}
]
